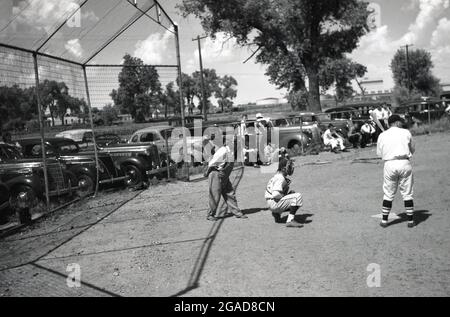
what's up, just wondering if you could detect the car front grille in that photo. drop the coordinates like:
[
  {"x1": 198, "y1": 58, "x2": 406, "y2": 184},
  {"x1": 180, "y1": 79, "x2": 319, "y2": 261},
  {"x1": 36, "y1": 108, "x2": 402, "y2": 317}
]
[
  {"x1": 47, "y1": 162, "x2": 66, "y2": 192},
  {"x1": 98, "y1": 157, "x2": 114, "y2": 178}
]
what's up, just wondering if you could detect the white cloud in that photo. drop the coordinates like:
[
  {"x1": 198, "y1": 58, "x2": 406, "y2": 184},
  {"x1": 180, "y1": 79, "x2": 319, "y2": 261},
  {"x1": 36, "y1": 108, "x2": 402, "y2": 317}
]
[
  {"x1": 65, "y1": 39, "x2": 83, "y2": 58},
  {"x1": 429, "y1": 19, "x2": 450, "y2": 82},
  {"x1": 350, "y1": 0, "x2": 450, "y2": 89},
  {"x1": 431, "y1": 18, "x2": 450, "y2": 47},
  {"x1": 134, "y1": 31, "x2": 173, "y2": 64},
  {"x1": 12, "y1": 0, "x2": 98, "y2": 33},
  {"x1": 400, "y1": 0, "x2": 450, "y2": 45},
  {"x1": 356, "y1": 25, "x2": 397, "y2": 55},
  {"x1": 401, "y1": 0, "x2": 420, "y2": 11},
  {"x1": 195, "y1": 32, "x2": 238, "y2": 64}
]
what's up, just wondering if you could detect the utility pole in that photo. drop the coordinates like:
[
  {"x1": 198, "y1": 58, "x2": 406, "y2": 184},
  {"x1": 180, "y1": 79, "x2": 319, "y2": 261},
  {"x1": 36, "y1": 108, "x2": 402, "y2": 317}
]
[
  {"x1": 192, "y1": 35, "x2": 208, "y2": 121},
  {"x1": 402, "y1": 44, "x2": 414, "y2": 97}
]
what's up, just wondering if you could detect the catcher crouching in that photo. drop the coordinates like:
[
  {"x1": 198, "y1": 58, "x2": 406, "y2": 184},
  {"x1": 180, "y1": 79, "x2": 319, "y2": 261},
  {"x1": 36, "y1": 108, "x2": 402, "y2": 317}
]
[{"x1": 265, "y1": 157, "x2": 304, "y2": 228}]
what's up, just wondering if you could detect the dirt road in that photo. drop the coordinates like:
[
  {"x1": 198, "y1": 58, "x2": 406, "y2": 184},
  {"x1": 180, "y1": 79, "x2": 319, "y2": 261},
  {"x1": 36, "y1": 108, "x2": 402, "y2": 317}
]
[{"x1": 1, "y1": 132, "x2": 449, "y2": 297}]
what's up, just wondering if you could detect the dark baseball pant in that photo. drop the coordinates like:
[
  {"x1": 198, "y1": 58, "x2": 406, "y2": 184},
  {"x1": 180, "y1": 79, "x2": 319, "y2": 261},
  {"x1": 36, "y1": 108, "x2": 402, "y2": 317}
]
[{"x1": 207, "y1": 170, "x2": 241, "y2": 217}]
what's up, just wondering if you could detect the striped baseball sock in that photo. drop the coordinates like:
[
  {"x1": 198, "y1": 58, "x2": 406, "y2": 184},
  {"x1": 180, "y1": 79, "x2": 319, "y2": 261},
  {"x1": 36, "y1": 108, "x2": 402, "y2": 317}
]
[
  {"x1": 382, "y1": 200, "x2": 393, "y2": 223},
  {"x1": 405, "y1": 200, "x2": 414, "y2": 223}
]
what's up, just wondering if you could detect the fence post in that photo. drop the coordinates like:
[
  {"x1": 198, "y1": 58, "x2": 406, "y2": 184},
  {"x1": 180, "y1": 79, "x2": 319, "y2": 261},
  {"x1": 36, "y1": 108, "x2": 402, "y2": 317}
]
[
  {"x1": 428, "y1": 102, "x2": 431, "y2": 134},
  {"x1": 82, "y1": 65, "x2": 100, "y2": 197},
  {"x1": 174, "y1": 24, "x2": 189, "y2": 181},
  {"x1": 32, "y1": 52, "x2": 50, "y2": 210}
]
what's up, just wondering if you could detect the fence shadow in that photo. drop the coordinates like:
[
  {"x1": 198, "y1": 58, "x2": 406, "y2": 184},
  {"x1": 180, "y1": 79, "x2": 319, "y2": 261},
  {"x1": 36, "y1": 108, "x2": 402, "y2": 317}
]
[{"x1": 170, "y1": 166, "x2": 245, "y2": 297}]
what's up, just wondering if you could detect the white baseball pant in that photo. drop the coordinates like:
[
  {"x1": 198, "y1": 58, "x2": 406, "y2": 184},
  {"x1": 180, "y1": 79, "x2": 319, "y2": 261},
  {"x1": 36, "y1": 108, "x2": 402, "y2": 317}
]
[{"x1": 383, "y1": 160, "x2": 414, "y2": 201}]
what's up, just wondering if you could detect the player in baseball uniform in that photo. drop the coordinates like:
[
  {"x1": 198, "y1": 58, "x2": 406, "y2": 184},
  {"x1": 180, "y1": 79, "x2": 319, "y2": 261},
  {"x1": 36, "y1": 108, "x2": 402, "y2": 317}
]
[
  {"x1": 377, "y1": 114, "x2": 416, "y2": 228},
  {"x1": 265, "y1": 157, "x2": 303, "y2": 228}
]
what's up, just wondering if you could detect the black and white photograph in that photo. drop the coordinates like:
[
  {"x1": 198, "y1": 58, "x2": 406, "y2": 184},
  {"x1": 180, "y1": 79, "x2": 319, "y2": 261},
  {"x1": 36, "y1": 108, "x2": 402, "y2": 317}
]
[{"x1": 0, "y1": 0, "x2": 449, "y2": 301}]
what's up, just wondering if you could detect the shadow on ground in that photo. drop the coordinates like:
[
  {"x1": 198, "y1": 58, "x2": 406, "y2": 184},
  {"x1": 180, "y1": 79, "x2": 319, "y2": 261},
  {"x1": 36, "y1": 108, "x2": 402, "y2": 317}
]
[
  {"x1": 388, "y1": 210, "x2": 432, "y2": 227},
  {"x1": 281, "y1": 213, "x2": 314, "y2": 225}
]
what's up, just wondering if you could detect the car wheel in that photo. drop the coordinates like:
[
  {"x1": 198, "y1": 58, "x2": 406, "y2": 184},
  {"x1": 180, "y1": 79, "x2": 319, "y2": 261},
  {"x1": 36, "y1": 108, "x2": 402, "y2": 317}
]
[
  {"x1": 288, "y1": 141, "x2": 303, "y2": 156},
  {"x1": 76, "y1": 174, "x2": 95, "y2": 197},
  {"x1": 9, "y1": 185, "x2": 37, "y2": 211},
  {"x1": 123, "y1": 165, "x2": 143, "y2": 188}
]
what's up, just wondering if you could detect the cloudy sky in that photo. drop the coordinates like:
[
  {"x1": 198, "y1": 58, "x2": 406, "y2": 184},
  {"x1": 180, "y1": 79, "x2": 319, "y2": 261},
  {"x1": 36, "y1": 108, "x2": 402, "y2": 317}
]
[
  {"x1": 166, "y1": 0, "x2": 450, "y2": 103},
  {"x1": 1, "y1": 0, "x2": 449, "y2": 106}
]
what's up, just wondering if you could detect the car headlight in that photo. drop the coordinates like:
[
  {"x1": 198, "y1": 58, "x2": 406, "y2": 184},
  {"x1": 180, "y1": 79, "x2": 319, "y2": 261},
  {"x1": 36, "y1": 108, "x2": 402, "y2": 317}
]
[{"x1": 17, "y1": 192, "x2": 30, "y2": 209}]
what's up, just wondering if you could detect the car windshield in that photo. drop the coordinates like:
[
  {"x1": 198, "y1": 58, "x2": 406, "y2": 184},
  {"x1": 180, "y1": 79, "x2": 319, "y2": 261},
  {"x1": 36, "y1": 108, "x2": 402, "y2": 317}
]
[
  {"x1": 273, "y1": 119, "x2": 289, "y2": 127},
  {"x1": 301, "y1": 115, "x2": 314, "y2": 122}
]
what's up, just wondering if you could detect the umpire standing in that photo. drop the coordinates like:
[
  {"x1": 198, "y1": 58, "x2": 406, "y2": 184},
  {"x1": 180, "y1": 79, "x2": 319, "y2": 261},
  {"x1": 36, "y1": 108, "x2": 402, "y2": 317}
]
[
  {"x1": 377, "y1": 115, "x2": 416, "y2": 228},
  {"x1": 204, "y1": 134, "x2": 248, "y2": 221}
]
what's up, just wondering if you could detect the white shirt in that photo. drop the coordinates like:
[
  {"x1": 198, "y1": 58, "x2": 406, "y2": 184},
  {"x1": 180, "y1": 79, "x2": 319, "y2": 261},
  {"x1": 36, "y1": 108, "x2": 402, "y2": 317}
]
[
  {"x1": 265, "y1": 173, "x2": 289, "y2": 200},
  {"x1": 361, "y1": 123, "x2": 375, "y2": 134},
  {"x1": 377, "y1": 127, "x2": 415, "y2": 161},
  {"x1": 371, "y1": 108, "x2": 384, "y2": 120},
  {"x1": 239, "y1": 120, "x2": 247, "y2": 136},
  {"x1": 208, "y1": 145, "x2": 232, "y2": 170},
  {"x1": 323, "y1": 129, "x2": 340, "y2": 142}
]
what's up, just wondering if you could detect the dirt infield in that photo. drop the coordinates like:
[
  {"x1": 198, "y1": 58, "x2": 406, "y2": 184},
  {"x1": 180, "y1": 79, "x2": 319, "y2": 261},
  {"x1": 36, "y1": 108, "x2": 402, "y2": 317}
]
[{"x1": 1, "y1": 132, "x2": 449, "y2": 297}]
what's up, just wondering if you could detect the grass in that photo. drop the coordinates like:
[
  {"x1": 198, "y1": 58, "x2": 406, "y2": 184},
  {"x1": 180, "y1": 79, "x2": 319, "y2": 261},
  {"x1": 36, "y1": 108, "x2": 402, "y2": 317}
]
[{"x1": 409, "y1": 116, "x2": 450, "y2": 136}]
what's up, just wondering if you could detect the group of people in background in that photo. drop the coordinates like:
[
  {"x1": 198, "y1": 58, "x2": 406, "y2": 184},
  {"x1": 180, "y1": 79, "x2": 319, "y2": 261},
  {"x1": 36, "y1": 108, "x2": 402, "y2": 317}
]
[{"x1": 325, "y1": 102, "x2": 393, "y2": 153}]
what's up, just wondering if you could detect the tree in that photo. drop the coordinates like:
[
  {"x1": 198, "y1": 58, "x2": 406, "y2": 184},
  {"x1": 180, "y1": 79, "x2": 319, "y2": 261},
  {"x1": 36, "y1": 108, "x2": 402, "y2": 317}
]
[
  {"x1": 192, "y1": 68, "x2": 220, "y2": 113},
  {"x1": 99, "y1": 104, "x2": 119, "y2": 126},
  {"x1": 318, "y1": 57, "x2": 367, "y2": 102},
  {"x1": 179, "y1": 0, "x2": 370, "y2": 112},
  {"x1": 177, "y1": 73, "x2": 196, "y2": 112},
  {"x1": 39, "y1": 80, "x2": 66, "y2": 126},
  {"x1": 57, "y1": 94, "x2": 86, "y2": 126},
  {"x1": 161, "y1": 82, "x2": 179, "y2": 117},
  {"x1": 390, "y1": 48, "x2": 441, "y2": 103},
  {"x1": 288, "y1": 89, "x2": 309, "y2": 111},
  {"x1": 215, "y1": 75, "x2": 238, "y2": 112},
  {"x1": 0, "y1": 85, "x2": 37, "y2": 130},
  {"x1": 110, "y1": 54, "x2": 162, "y2": 119}
]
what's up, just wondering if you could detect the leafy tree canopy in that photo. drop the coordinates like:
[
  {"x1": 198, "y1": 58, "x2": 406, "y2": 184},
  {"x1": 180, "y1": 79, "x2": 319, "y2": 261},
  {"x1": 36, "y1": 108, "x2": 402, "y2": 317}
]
[
  {"x1": 110, "y1": 54, "x2": 162, "y2": 119},
  {"x1": 179, "y1": 0, "x2": 370, "y2": 112},
  {"x1": 390, "y1": 48, "x2": 441, "y2": 104}
]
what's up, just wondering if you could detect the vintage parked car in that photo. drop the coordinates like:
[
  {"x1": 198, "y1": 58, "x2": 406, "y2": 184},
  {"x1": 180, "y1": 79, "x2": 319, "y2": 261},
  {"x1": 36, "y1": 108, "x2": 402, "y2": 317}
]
[
  {"x1": 99, "y1": 142, "x2": 169, "y2": 186},
  {"x1": 95, "y1": 133, "x2": 126, "y2": 147},
  {"x1": 0, "y1": 143, "x2": 78, "y2": 212},
  {"x1": 245, "y1": 116, "x2": 310, "y2": 155},
  {"x1": 393, "y1": 99, "x2": 447, "y2": 127},
  {"x1": 128, "y1": 125, "x2": 204, "y2": 165},
  {"x1": 55, "y1": 129, "x2": 93, "y2": 143},
  {"x1": 18, "y1": 138, "x2": 135, "y2": 194},
  {"x1": 0, "y1": 181, "x2": 10, "y2": 224}
]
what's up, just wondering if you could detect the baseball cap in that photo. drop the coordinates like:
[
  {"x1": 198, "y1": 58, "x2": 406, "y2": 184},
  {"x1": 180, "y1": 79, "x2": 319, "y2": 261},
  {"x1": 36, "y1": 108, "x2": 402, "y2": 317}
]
[
  {"x1": 256, "y1": 113, "x2": 263, "y2": 119},
  {"x1": 388, "y1": 114, "x2": 403, "y2": 125}
]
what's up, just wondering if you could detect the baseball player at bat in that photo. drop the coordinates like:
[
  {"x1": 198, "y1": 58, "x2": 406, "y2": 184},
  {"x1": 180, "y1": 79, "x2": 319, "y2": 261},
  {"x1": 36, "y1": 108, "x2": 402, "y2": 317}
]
[
  {"x1": 265, "y1": 157, "x2": 304, "y2": 228},
  {"x1": 204, "y1": 134, "x2": 248, "y2": 221},
  {"x1": 377, "y1": 114, "x2": 416, "y2": 228}
]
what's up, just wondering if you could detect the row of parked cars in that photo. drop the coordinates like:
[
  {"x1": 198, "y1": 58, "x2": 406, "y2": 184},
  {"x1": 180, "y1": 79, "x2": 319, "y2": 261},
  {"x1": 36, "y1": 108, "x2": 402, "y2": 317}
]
[
  {"x1": 0, "y1": 132, "x2": 170, "y2": 224},
  {"x1": 3, "y1": 100, "x2": 446, "y2": 224}
]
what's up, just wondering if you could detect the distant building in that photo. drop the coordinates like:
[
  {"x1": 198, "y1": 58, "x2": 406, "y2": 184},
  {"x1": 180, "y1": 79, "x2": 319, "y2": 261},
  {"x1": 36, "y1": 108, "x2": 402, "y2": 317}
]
[
  {"x1": 353, "y1": 78, "x2": 393, "y2": 103},
  {"x1": 117, "y1": 114, "x2": 133, "y2": 123},
  {"x1": 46, "y1": 116, "x2": 84, "y2": 126},
  {"x1": 256, "y1": 98, "x2": 280, "y2": 106},
  {"x1": 441, "y1": 83, "x2": 450, "y2": 101}
]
